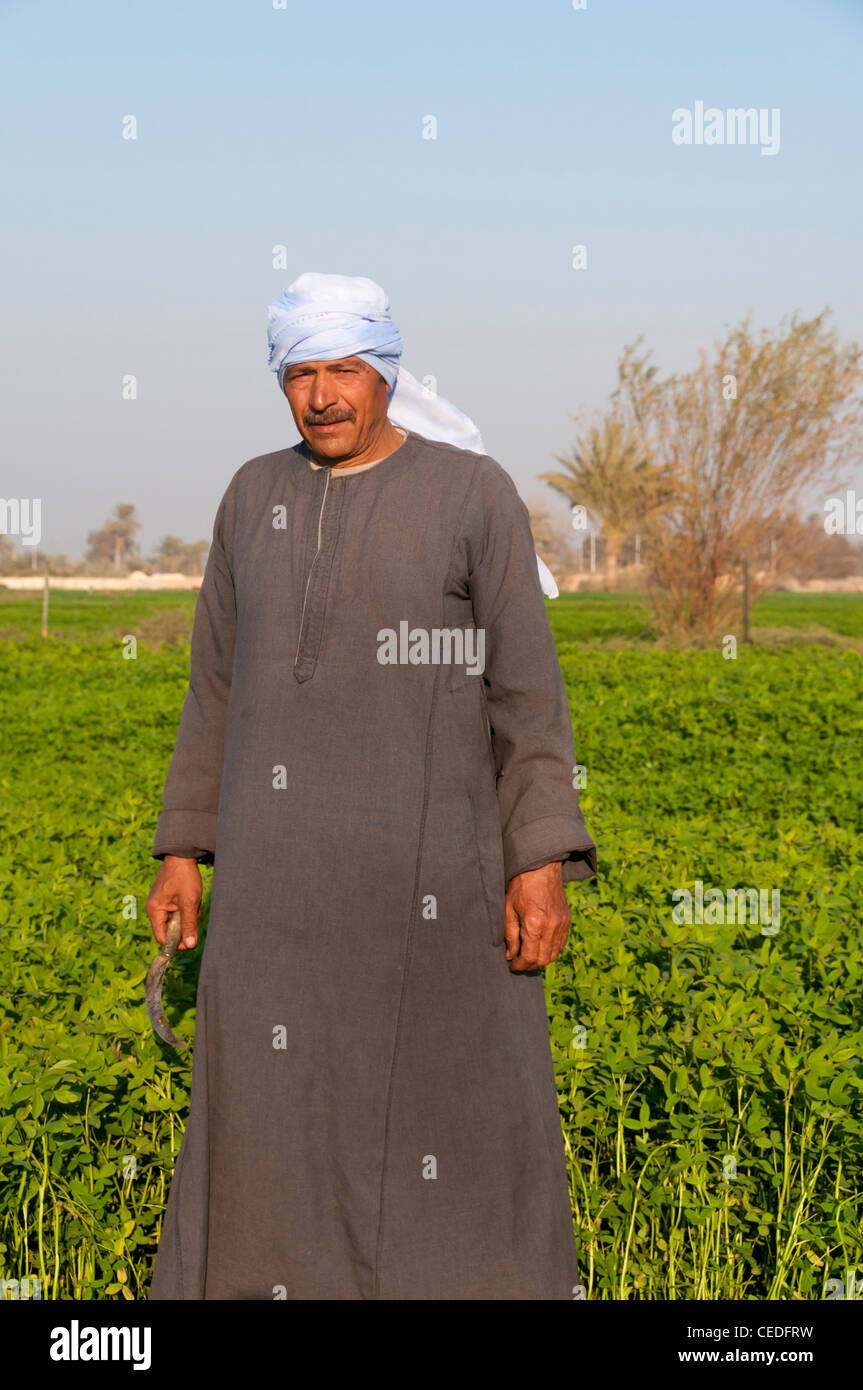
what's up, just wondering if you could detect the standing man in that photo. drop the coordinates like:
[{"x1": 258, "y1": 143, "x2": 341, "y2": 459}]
[{"x1": 146, "y1": 273, "x2": 596, "y2": 1300}]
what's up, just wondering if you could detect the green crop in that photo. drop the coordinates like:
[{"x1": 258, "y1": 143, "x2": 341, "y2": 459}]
[{"x1": 0, "y1": 593, "x2": 861, "y2": 1299}]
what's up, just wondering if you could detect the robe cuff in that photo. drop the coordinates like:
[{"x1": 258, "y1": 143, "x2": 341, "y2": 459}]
[
  {"x1": 503, "y1": 815, "x2": 598, "y2": 885},
  {"x1": 152, "y1": 809, "x2": 218, "y2": 863}
]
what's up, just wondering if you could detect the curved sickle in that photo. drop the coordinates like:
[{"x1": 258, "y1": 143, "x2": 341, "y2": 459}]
[{"x1": 145, "y1": 909, "x2": 186, "y2": 1050}]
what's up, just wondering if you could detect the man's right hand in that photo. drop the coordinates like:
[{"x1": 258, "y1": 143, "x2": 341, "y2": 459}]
[{"x1": 146, "y1": 856, "x2": 203, "y2": 951}]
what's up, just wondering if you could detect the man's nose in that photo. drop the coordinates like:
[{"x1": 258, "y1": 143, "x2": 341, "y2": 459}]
[{"x1": 309, "y1": 372, "x2": 339, "y2": 412}]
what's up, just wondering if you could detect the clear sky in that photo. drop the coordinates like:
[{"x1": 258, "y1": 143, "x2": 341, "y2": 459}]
[{"x1": 1, "y1": 0, "x2": 861, "y2": 558}]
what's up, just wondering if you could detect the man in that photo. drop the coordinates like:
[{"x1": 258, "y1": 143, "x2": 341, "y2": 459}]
[{"x1": 146, "y1": 272, "x2": 596, "y2": 1300}]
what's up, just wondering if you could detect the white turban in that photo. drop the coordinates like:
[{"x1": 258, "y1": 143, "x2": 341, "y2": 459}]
[{"x1": 266, "y1": 272, "x2": 559, "y2": 597}]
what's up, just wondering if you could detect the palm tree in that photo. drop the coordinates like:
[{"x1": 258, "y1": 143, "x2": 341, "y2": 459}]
[{"x1": 541, "y1": 419, "x2": 665, "y2": 585}]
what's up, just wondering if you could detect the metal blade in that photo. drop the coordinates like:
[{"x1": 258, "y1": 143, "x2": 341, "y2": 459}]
[{"x1": 145, "y1": 909, "x2": 186, "y2": 1050}]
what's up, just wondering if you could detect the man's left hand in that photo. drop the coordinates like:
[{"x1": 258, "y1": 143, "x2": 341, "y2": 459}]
[{"x1": 504, "y1": 860, "x2": 570, "y2": 972}]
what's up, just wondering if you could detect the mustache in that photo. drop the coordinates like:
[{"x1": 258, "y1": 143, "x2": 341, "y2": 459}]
[{"x1": 304, "y1": 409, "x2": 355, "y2": 426}]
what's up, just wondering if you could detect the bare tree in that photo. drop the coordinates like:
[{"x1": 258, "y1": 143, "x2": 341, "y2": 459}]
[
  {"x1": 612, "y1": 311, "x2": 863, "y2": 636},
  {"x1": 0, "y1": 533, "x2": 17, "y2": 572},
  {"x1": 183, "y1": 539, "x2": 210, "y2": 577},
  {"x1": 86, "y1": 504, "x2": 142, "y2": 571},
  {"x1": 150, "y1": 536, "x2": 186, "y2": 573},
  {"x1": 777, "y1": 513, "x2": 863, "y2": 582},
  {"x1": 150, "y1": 536, "x2": 210, "y2": 576}
]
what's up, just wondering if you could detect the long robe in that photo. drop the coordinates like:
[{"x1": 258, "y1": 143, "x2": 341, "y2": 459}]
[{"x1": 148, "y1": 427, "x2": 597, "y2": 1300}]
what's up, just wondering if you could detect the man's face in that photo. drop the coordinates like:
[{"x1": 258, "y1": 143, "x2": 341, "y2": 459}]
[{"x1": 281, "y1": 356, "x2": 391, "y2": 463}]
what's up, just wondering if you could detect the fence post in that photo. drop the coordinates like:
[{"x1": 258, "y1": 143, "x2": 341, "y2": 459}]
[
  {"x1": 742, "y1": 560, "x2": 750, "y2": 644},
  {"x1": 41, "y1": 571, "x2": 50, "y2": 638}
]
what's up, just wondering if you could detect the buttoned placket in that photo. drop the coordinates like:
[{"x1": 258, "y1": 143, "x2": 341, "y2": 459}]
[{"x1": 293, "y1": 467, "x2": 344, "y2": 683}]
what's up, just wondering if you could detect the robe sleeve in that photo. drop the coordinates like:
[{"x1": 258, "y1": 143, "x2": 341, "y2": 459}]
[
  {"x1": 151, "y1": 486, "x2": 237, "y2": 864},
  {"x1": 465, "y1": 456, "x2": 597, "y2": 887}
]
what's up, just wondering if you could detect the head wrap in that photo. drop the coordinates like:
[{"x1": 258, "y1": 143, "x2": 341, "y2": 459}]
[{"x1": 266, "y1": 272, "x2": 559, "y2": 596}]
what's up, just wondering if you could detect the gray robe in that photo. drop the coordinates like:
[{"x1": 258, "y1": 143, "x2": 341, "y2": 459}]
[{"x1": 148, "y1": 427, "x2": 596, "y2": 1300}]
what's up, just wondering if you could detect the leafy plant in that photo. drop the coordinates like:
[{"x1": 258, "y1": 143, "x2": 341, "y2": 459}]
[{"x1": 0, "y1": 594, "x2": 860, "y2": 1299}]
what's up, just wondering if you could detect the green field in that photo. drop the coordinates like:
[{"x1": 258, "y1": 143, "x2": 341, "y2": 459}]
[
  {"x1": 545, "y1": 590, "x2": 863, "y2": 646},
  {"x1": 1, "y1": 590, "x2": 861, "y2": 1299}
]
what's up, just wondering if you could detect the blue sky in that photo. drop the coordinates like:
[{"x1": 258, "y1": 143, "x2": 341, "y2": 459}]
[{"x1": 1, "y1": 0, "x2": 861, "y2": 557}]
